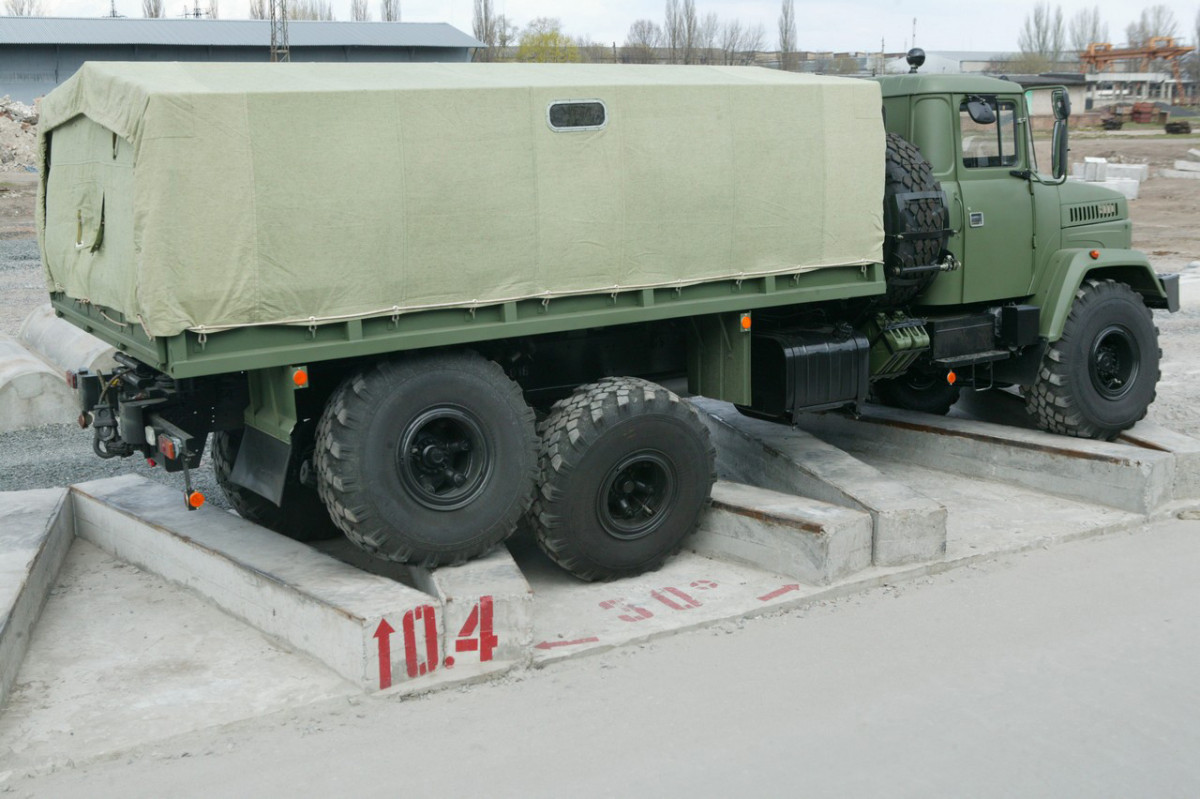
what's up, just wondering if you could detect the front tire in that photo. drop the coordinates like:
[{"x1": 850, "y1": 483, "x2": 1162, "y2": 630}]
[
  {"x1": 1025, "y1": 279, "x2": 1160, "y2": 440},
  {"x1": 315, "y1": 351, "x2": 538, "y2": 566},
  {"x1": 530, "y1": 377, "x2": 716, "y2": 582}
]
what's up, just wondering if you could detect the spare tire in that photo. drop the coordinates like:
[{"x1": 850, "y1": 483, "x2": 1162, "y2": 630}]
[{"x1": 879, "y1": 132, "x2": 948, "y2": 308}]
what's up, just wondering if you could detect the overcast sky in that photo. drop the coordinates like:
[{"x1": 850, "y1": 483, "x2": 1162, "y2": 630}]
[{"x1": 47, "y1": 0, "x2": 1200, "y2": 54}]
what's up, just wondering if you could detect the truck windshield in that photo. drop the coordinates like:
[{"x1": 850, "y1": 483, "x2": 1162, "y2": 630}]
[{"x1": 959, "y1": 100, "x2": 1017, "y2": 169}]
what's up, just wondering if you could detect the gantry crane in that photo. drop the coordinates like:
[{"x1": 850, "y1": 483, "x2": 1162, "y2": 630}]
[{"x1": 1080, "y1": 37, "x2": 1194, "y2": 103}]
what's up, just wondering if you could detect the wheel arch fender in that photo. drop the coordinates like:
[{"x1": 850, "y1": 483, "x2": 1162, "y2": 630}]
[{"x1": 1031, "y1": 249, "x2": 1166, "y2": 342}]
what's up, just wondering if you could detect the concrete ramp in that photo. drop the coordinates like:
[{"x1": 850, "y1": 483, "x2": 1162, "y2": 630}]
[
  {"x1": 0, "y1": 488, "x2": 72, "y2": 710},
  {"x1": 793, "y1": 404, "x2": 1179, "y2": 515},
  {"x1": 19, "y1": 303, "x2": 117, "y2": 375},
  {"x1": 0, "y1": 335, "x2": 76, "y2": 432}
]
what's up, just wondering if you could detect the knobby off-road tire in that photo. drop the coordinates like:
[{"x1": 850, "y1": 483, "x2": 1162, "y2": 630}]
[
  {"x1": 873, "y1": 370, "x2": 961, "y2": 416},
  {"x1": 1025, "y1": 279, "x2": 1160, "y2": 441},
  {"x1": 314, "y1": 351, "x2": 538, "y2": 566},
  {"x1": 880, "y1": 132, "x2": 948, "y2": 308},
  {"x1": 211, "y1": 426, "x2": 341, "y2": 542},
  {"x1": 530, "y1": 377, "x2": 716, "y2": 582}
]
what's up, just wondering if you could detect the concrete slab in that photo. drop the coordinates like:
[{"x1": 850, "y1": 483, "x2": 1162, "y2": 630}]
[
  {"x1": 18, "y1": 303, "x2": 117, "y2": 375},
  {"x1": 1119, "y1": 421, "x2": 1200, "y2": 505},
  {"x1": 692, "y1": 398, "x2": 947, "y2": 567},
  {"x1": 1098, "y1": 177, "x2": 1140, "y2": 200},
  {"x1": 0, "y1": 488, "x2": 71, "y2": 710},
  {"x1": 0, "y1": 539, "x2": 356, "y2": 773},
  {"x1": 1104, "y1": 163, "x2": 1149, "y2": 181},
  {"x1": 1159, "y1": 168, "x2": 1200, "y2": 180},
  {"x1": 690, "y1": 480, "x2": 873, "y2": 585},
  {"x1": 793, "y1": 406, "x2": 1174, "y2": 516},
  {"x1": 1173, "y1": 160, "x2": 1200, "y2": 173},
  {"x1": 1189, "y1": 148, "x2": 1200, "y2": 161},
  {"x1": 0, "y1": 334, "x2": 76, "y2": 432},
  {"x1": 70, "y1": 475, "x2": 461, "y2": 693}
]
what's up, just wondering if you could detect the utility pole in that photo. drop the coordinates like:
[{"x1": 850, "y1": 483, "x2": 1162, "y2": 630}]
[{"x1": 270, "y1": 0, "x2": 290, "y2": 62}]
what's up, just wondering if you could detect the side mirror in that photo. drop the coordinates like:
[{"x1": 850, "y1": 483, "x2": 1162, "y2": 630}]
[
  {"x1": 1052, "y1": 119, "x2": 1069, "y2": 180},
  {"x1": 1052, "y1": 88, "x2": 1071, "y2": 120},
  {"x1": 966, "y1": 98, "x2": 996, "y2": 125}
]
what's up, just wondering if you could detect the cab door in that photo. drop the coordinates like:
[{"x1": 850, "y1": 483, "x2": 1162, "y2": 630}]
[{"x1": 956, "y1": 96, "x2": 1035, "y2": 303}]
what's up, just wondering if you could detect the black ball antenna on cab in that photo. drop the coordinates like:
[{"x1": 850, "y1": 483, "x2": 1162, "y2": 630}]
[{"x1": 906, "y1": 47, "x2": 925, "y2": 73}]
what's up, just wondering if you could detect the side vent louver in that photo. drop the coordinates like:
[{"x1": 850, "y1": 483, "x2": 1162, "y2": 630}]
[{"x1": 1068, "y1": 202, "x2": 1120, "y2": 224}]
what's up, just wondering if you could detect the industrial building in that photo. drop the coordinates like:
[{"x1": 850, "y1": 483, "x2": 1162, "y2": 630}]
[{"x1": 0, "y1": 17, "x2": 481, "y2": 103}]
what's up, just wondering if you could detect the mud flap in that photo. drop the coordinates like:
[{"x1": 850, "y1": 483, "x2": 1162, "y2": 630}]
[{"x1": 230, "y1": 426, "x2": 291, "y2": 507}]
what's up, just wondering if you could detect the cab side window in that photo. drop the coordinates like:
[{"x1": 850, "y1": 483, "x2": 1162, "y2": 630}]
[{"x1": 960, "y1": 100, "x2": 1017, "y2": 168}]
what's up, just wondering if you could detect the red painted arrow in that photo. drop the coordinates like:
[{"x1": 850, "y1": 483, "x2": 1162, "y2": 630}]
[
  {"x1": 534, "y1": 637, "x2": 600, "y2": 650},
  {"x1": 758, "y1": 584, "x2": 801, "y2": 602},
  {"x1": 374, "y1": 619, "x2": 395, "y2": 689}
]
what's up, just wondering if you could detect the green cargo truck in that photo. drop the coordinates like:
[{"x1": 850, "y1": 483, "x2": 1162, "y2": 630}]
[{"x1": 38, "y1": 56, "x2": 1178, "y2": 580}]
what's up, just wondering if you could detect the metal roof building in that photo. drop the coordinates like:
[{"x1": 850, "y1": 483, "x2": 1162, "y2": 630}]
[{"x1": 0, "y1": 17, "x2": 481, "y2": 103}]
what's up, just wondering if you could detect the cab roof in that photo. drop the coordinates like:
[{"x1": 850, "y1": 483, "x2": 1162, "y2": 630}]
[{"x1": 874, "y1": 73, "x2": 1027, "y2": 98}]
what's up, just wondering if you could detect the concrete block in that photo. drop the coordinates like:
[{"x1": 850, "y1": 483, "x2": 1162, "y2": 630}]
[
  {"x1": 70, "y1": 475, "x2": 451, "y2": 693},
  {"x1": 692, "y1": 398, "x2": 947, "y2": 567},
  {"x1": 1119, "y1": 421, "x2": 1200, "y2": 502},
  {"x1": 1083, "y1": 156, "x2": 1108, "y2": 181},
  {"x1": 1172, "y1": 160, "x2": 1200, "y2": 173},
  {"x1": 794, "y1": 406, "x2": 1174, "y2": 516},
  {"x1": 1104, "y1": 163, "x2": 1149, "y2": 182},
  {"x1": 1189, "y1": 148, "x2": 1200, "y2": 161},
  {"x1": 1158, "y1": 168, "x2": 1200, "y2": 180},
  {"x1": 0, "y1": 334, "x2": 77, "y2": 432},
  {"x1": 691, "y1": 481, "x2": 873, "y2": 585},
  {"x1": 408, "y1": 547, "x2": 534, "y2": 675},
  {"x1": 18, "y1": 304, "x2": 117, "y2": 375},
  {"x1": 1099, "y1": 177, "x2": 1140, "y2": 200},
  {"x1": 0, "y1": 488, "x2": 72, "y2": 710}
]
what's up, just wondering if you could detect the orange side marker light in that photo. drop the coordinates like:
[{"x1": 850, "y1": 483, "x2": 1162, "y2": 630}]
[
  {"x1": 947, "y1": 370, "x2": 957, "y2": 386},
  {"x1": 739, "y1": 313, "x2": 752, "y2": 331},
  {"x1": 292, "y1": 367, "x2": 309, "y2": 388},
  {"x1": 1089, "y1": 250, "x2": 1101, "y2": 260},
  {"x1": 187, "y1": 491, "x2": 206, "y2": 509}
]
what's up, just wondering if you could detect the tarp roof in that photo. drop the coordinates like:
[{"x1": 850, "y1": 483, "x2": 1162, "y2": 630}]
[{"x1": 0, "y1": 17, "x2": 480, "y2": 48}]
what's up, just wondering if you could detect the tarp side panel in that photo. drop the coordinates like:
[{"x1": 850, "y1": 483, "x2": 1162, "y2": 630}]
[
  {"x1": 822, "y1": 83, "x2": 886, "y2": 264},
  {"x1": 134, "y1": 93, "x2": 258, "y2": 335},
  {"x1": 399, "y1": 87, "x2": 539, "y2": 309},
  {"x1": 247, "y1": 91, "x2": 405, "y2": 325},
  {"x1": 616, "y1": 85, "x2": 737, "y2": 288},
  {"x1": 41, "y1": 116, "x2": 137, "y2": 315}
]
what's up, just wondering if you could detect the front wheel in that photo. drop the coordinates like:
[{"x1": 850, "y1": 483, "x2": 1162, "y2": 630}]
[
  {"x1": 530, "y1": 377, "x2": 716, "y2": 582},
  {"x1": 1025, "y1": 279, "x2": 1160, "y2": 440},
  {"x1": 314, "y1": 351, "x2": 538, "y2": 566}
]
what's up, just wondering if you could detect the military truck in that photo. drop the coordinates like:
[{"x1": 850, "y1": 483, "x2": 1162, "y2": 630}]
[{"x1": 38, "y1": 58, "x2": 1178, "y2": 581}]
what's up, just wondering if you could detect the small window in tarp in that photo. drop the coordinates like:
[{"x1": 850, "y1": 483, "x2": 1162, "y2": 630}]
[{"x1": 547, "y1": 100, "x2": 607, "y2": 131}]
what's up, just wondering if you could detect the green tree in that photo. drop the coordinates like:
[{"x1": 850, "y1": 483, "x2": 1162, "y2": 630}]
[{"x1": 517, "y1": 18, "x2": 579, "y2": 63}]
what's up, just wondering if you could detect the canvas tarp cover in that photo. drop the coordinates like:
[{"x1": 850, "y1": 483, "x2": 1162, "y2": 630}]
[{"x1": 38, "y1": 62, "x2": 885, "y2": 338}]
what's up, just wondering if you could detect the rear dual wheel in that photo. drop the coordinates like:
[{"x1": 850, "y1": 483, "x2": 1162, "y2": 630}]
[
  {"x1": 529, "y1": 377, "x2": 716, "y2": 582},
  {"x1": 314, "y1": 351, "x2": 538, "y2": 566}
]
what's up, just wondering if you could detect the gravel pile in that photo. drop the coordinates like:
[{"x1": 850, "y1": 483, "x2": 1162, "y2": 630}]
[{"x1": 0, "y1": 96, "x2": 38, "y2": 173}]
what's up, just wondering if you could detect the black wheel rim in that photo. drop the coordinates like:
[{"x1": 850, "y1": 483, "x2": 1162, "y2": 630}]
[
  {"x1": 396, "y1": 406, "x2": 491, "y2": 511},
  {"x1": 1089, "y1": 324, "x2": 1140, "y2": 400},
  {"x1": 596, "y1": 450, "x2": 677, "y2": 541}
]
